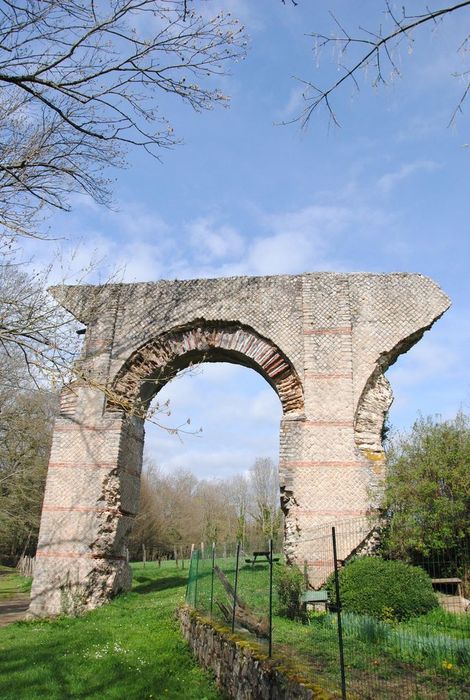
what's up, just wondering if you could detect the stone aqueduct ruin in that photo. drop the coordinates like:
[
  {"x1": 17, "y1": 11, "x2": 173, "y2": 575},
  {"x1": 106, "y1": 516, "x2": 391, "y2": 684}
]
[{"x1": 29, "y1": 272, "x2": 450, "y2": 616}]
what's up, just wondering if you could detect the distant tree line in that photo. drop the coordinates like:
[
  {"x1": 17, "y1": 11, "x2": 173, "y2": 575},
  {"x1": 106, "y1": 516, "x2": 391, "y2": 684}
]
[
  {"x1": 0, "y1": 354, "x2": 56, "y2": 565},
  {"x1": 128, "y1": 456, "x2": 283, "y2": 560}
]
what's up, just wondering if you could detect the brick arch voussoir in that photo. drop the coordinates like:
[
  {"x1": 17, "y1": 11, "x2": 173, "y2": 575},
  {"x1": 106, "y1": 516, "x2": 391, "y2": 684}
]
[{"x1": 108, "y1": 322, "x2": 304, "y2": 416}]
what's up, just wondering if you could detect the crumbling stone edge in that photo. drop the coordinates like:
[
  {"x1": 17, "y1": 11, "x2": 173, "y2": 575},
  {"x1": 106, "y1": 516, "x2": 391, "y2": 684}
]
[{"x1": 178, "y1": 605, "x2": 335, "y2": 699}]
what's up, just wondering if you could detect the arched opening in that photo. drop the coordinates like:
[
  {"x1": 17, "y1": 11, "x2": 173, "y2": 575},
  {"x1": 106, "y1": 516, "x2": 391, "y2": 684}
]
[
  {"x1": 145, "y1": 362, "x2": 282, "y2": 478},
  {"x1": 107, "y1": 321, "x2": 302, "y2": 559},
  {"x1": 108, "y1": 321, "x2": 304, "y2": 417},
  {"x1": 128, "y1": 362, "x2": 284, "y2": 561}
]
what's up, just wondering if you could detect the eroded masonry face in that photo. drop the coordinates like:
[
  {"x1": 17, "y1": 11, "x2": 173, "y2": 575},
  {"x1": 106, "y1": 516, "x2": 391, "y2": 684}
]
[{"x1": 29, "y1": 272, "x2": 450, "y2": 616}]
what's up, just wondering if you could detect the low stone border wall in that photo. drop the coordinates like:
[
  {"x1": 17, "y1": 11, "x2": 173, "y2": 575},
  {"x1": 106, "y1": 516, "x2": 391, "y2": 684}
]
[{"x1": 178, "y1": 605, "x2": 335, "y2": 700}]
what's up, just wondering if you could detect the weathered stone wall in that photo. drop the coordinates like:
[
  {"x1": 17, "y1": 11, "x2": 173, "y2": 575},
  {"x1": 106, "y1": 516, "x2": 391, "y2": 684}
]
[
  {"x1": 178, "y1": 605, "x2": 333, "y2": 699},
  {"x1": 29, "y1": 272, "x2": 450, "y2": 616}
]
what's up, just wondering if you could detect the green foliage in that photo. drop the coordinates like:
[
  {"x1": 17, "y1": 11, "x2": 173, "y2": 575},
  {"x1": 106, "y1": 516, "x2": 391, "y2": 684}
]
[
  {"x1": 343, "y1": 613, "x2": 390, "y2": 644},
  {"x1": 405, "y1": 607, "x2": 470, "y2": 640},
  {"x1": 324, "y1": 611, "x2": 470, "y2": 667},
  {"x1": 275, "y1": 564, "x2": 306, "y2": 621},
  {"x1": 381, "y1": 412, "x2": 470, "y2": 559},
  {"x1": 327, "y1": 557, "x2": 438, "y2": 622}
]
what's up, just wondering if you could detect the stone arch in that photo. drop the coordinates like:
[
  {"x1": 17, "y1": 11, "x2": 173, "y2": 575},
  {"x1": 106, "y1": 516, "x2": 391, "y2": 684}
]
[
  {"x1": 108, "y1": 321, "x2": 304, "y2": 417},
  {"x1": 28, "y1": 272, "x2": 450, "y2": 616}
]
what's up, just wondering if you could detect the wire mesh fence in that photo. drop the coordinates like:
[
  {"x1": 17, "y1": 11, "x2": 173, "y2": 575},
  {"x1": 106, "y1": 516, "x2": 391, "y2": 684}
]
[
  {"x1": 295, "y1": 522, "x2": 470, "y2": 699},
  {"x1": 186, "y1": 519, "x2": 470, "y2": 700},
  {"x1": 186, "y1": 539, "x2": 279, "y2": 657}
]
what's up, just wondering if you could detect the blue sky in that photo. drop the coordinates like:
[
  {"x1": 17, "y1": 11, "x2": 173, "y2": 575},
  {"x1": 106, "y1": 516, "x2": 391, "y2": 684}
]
[{"x1": 26, "y1": 1, "x2": 470, "y2": 479}]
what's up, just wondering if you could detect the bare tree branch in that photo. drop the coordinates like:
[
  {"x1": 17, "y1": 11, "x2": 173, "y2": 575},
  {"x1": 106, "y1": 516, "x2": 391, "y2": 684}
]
[
  {"x1": 0, "y1": 1, "x2": 247, "y2": 238},
  {"x1": 292, "y1": 1, "x2": 470, "y2": 129}
]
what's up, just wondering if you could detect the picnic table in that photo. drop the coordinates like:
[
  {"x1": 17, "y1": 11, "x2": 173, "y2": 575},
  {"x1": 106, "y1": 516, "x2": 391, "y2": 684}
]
[{"x1": 245, "y1": 550, "x2": 280, "y2": 566}]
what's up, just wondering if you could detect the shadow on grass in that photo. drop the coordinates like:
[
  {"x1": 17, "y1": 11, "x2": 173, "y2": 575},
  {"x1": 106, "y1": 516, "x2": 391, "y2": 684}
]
[
  {"x1": 0, "y1": 565, "x2": 224, "y2": 700},
  {"x1": 132, "y1": 573, "x2": 188, "y2": 595}
]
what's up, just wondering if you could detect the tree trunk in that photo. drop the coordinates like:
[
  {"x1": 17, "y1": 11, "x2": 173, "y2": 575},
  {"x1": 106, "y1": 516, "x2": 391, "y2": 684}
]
[{"x1": 213, "y1": 566, "x2": 269, "y2": 638}]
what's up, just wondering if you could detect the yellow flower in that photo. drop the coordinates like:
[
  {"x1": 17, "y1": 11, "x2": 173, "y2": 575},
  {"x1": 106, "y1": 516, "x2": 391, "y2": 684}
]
[{"x1": 441, "y1": 660, "x2": 453, "y2": 671}]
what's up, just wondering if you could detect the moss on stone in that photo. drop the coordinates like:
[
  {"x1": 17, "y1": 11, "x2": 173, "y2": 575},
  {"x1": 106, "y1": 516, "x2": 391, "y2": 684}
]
[{"x1": 179, "y1": 605, "x2": 335, "y2": 699}]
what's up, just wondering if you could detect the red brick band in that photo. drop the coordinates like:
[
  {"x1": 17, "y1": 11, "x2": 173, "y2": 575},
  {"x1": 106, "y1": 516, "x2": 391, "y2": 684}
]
[
  {"x1": 303, "y1": 327, "x2": 352, "y2": 335},
  {"x1": 281, "y1": 460, "x2": 362, "y2": 468},
  {"x1": 48, "y1": 462, "x2": 140, "y2": 478},
  {"x1": 301, "y1": 420, "x2": 354, "y2": 428},
  {"x1": 49, "y1": 461, "x2": 117, "y2": 469},
  {"x1": 304, "y1": 372, "x2": 353, "y2": 379},
  {"x1": 297, "y1": 509, "x2": 368, "y2": 516},
  {"x1": 54, "y1": 425, "x2": 123, "y2": 433},
  {"x1": 303, "y1": 560, "x2": 335, "y2": 567}
]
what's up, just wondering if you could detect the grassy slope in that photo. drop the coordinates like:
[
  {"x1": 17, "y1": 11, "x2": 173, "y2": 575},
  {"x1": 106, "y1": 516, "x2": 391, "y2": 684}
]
[{"x1": 0, "y1": 563, "x2": 223, "y2": 700}]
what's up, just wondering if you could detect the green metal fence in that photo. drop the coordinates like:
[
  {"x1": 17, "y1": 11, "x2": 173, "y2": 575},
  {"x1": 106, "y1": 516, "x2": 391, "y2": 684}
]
[
  {"x1": 185, "y1": 522, "x2": 470, "y2": 700},
  {"x1": 186, "y1": 540, "x2": 279, "y2": 657}
]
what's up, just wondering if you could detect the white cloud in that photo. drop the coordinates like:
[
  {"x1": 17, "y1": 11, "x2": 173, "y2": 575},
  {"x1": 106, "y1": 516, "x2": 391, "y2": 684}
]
[
  {"x1": 188, "y1": 217, "x2": 245, "y2": 260},
  {"x1": 142, "y1": 362, "x2": 282, "y2": 478},
  {"x1": 197, "y1": 0, "x2": 264, "y2": 31},
  {"x1": 388, "y1": 338, "x2": 458, "y2": 389},
  {"x1": 395, "y1": 115, "x2": 443, "y2": 143},
  {"x1": 109, "y1": 202, "x2": 170, "y2": 239},
  {"x1": 249, "y1": 389, "x2": 281, "y2": 421},
  {"x1": 30, "y1": 189, "x2": 394, "y2": 287},
  {"x1": 377, "y1": 160, "x2": 439, "y2": 193},
  {"x1": 246, "y1": 230, "x2": 329, "y2": 275},
  {"x1": 386, "y1": 308, "x2": 470, "y2": 428},
  {"x1": 197, "y1": 363, "x2": 241, "y2": 382}
]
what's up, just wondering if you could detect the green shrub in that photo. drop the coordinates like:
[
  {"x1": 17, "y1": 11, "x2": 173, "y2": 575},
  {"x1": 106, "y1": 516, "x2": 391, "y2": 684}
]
[
  {"x1": 326, "y1": 557, "x2": 439, "y2": 622},
  {"x1": 275, "y1": 564, "x2": 306, "y2": 621}
]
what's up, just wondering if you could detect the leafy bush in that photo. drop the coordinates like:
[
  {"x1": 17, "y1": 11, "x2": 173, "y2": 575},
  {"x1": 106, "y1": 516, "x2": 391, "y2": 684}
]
[
  {"x1": 326, "y1": 557, "x2": 438, "y2": 622},
  {"x1": 274, "y1": 564, "x2": 306, "y2": 621}
]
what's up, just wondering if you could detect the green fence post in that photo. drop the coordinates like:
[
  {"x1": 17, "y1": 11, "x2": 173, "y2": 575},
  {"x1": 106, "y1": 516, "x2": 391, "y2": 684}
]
[
  {"x1": 332, "y1": 526, "x2": 347, "y2": 700},
  {"x1": 268, "y1": 538, "x2": 273, "y2": 657},
  {"x1": 194, "y1": 549, "x2": 200, "y2": 609},
  {"x1": 185, "y1": 551, "x2": 192, "y2": 603},
  {"x1": 210, "y1": 542, "x2": 216, "y2": 619},
  {"x1": 232, "y1": 542, "x2": 241, "y2": 633}
]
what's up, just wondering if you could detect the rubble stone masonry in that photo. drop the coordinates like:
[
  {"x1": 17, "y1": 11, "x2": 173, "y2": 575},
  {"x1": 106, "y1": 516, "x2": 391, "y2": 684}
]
[{"x1": 29, "y1": 272, "x2": 450, "y2": 616}]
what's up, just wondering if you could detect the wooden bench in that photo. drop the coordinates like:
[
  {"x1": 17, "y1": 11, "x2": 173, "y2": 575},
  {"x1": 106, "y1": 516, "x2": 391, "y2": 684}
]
[
  {"x1": 301, "y1": 590, "x2": 329, "y2": 605},
  {"x1": 245, "y1": 550, "x2": 280, "y2": 566},
  {"x1": 301, "y1": 589, "x2": 330, "y2": 615}
]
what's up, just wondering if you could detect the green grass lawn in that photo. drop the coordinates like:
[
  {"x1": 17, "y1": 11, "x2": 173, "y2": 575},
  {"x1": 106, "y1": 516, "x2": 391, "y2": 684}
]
[
  {"x1": 2, "y1": 557, "x2": 469, "y2": 700},
  {"x1": 0, "y1": 562, "x2": 223, "y2": 700},
  {"x1": 0, "y1": 565, "x2": 32, "y2": 601}
]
